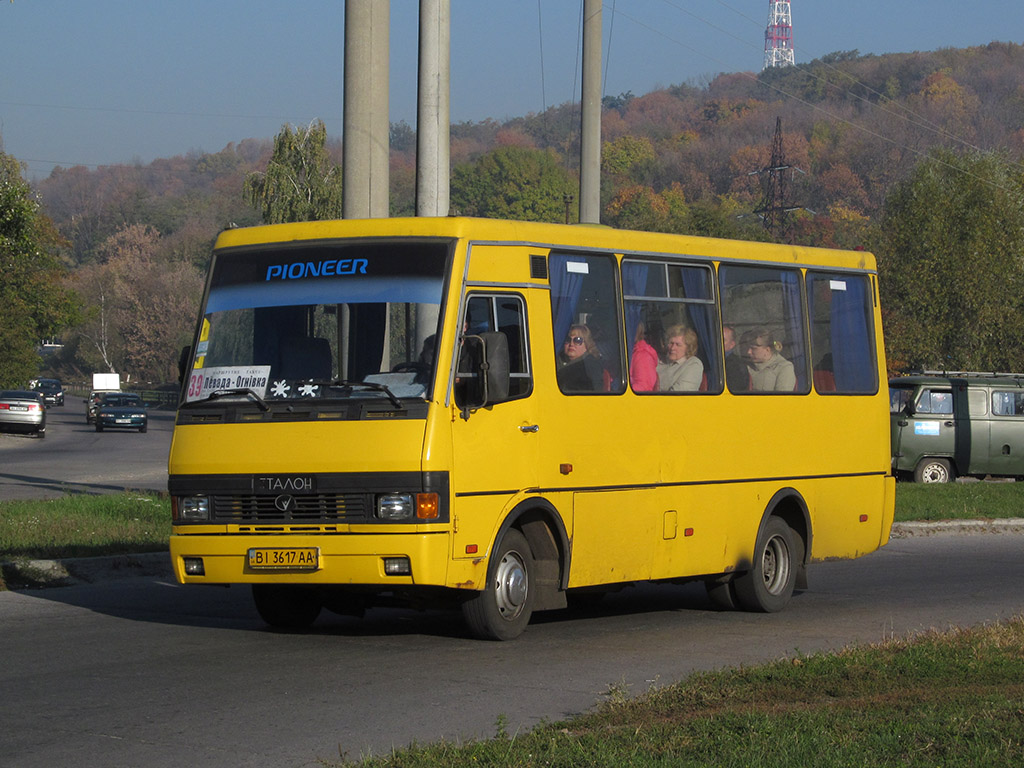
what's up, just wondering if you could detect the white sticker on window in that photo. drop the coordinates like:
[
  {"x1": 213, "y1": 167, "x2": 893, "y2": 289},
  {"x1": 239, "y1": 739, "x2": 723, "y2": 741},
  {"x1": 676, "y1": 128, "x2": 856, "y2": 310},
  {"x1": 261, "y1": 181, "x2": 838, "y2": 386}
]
[
  {"x1": 914, "y1": 421, "x2": 941, "y2": 436},
  {"x1": 829, "y1": 280, "x2": 847, "y2": 291},
  {"x1": 566, "y1": 261, "x2": 590, "y2": 274}
]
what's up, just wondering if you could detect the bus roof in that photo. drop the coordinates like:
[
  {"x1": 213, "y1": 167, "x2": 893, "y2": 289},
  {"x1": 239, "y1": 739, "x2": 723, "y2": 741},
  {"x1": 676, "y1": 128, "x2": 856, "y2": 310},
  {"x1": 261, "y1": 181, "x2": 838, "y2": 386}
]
[{"x1": 213, "y1": 216, "x2": 877, "y2": 273}]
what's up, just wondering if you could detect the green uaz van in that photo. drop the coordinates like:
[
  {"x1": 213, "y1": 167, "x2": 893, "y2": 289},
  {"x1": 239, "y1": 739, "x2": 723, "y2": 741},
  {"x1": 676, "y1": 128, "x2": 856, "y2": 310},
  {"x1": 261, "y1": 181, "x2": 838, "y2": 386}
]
[{"x1": 890, "y1": 372, "x2": 1024, "y2": 483}]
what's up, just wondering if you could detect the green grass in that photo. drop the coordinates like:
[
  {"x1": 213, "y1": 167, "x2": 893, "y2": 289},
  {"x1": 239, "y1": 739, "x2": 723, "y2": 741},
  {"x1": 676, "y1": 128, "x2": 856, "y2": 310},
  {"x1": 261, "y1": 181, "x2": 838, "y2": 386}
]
[
  {"x1": 339, "y1": 619, "x2": 1024, "y2": 767},
  {"x1": 894, "y1": 481, "x2": 1024, "y2": 522},
  {"x1": 0, "y1": 492, "x2": 169, "y2": 560}
]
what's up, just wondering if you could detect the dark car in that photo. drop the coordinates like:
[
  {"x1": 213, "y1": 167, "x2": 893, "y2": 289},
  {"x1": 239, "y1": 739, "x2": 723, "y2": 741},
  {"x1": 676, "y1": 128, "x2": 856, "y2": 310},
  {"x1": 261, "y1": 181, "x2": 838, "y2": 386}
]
[
  {"x1": 0, "y1": 390, "x2": 47, "y2": 438},
  {"x1": 32, "y1": 378, "x2": 64, "y2": 407},
  {"x1": 94, "y1": 392, "x2": 148, "y2": 433}
]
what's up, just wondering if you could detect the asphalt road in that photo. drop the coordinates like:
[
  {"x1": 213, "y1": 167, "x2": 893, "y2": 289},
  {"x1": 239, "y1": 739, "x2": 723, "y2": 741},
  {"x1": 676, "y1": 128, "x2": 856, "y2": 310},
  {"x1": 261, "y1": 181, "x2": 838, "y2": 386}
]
[
  {"x1": 3, "y1": 403, "x2": 1024, "y2": 767},
  {"x1": 0, "y1": 402, "x2": 174, "y2": 500}
]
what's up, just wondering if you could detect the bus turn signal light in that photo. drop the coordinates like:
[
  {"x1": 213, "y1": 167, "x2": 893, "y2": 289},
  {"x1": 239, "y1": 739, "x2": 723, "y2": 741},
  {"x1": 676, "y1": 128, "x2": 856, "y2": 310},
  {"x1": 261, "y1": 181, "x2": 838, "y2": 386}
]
[{"x1": 416, "y1": 493, "x2": 439, "y2": 519}]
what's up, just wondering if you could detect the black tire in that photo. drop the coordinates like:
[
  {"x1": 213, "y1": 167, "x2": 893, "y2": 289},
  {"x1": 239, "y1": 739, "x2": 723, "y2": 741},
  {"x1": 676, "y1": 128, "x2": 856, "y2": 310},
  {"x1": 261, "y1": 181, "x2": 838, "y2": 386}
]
[
  {"x1": 36, "y1": 428, "x2": 46, "y2": 439},
  {"x1": 914, "y1": 457, "x2": 953, "y2": 484},
  {"x1": 252, "y1": 585, "x2": 322, "y2": 629},
  {"x1": 734, "y1": 517, "x2": 798, "y2": 613},
  {"x1": 462, "y1": 528, "x2": 535, "y2": 640},
  {"x1": 140, "y1": 425, "x2": 147, "y2": 433},
  {"x1": 705, "y1": 577, "x2": 739, "y2": 610},
  {"x1": 95, "y1": 424, "x2": 103, "y2": 432}
]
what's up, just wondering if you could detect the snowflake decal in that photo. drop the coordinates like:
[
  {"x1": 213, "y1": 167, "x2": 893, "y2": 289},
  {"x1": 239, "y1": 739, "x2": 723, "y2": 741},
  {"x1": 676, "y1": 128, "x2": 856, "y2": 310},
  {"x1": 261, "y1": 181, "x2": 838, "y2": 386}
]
[
  {"x1": 298, "y1": 383, "x2": 320, "y2": 397},
  {"x1": 270, "y1": 380, "x2": 291, "y2": 398}
]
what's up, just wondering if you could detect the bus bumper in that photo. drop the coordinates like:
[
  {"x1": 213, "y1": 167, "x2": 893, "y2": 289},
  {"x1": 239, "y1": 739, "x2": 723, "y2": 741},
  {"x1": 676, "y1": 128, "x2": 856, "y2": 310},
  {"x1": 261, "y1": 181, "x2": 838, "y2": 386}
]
[{"x1": 169, "y1": 531, "x2": 482, "y2": 589}]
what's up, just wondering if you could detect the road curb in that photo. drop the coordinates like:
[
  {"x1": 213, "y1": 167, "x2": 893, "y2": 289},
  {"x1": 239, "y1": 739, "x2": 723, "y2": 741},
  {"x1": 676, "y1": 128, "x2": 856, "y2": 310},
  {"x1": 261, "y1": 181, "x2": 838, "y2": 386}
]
[
  {"x1": 1, "y1": 551, "x2": 171, "y2": 590},
  {"x1": 890, "y1": 518, "x2": 1024, "y2": 537}
]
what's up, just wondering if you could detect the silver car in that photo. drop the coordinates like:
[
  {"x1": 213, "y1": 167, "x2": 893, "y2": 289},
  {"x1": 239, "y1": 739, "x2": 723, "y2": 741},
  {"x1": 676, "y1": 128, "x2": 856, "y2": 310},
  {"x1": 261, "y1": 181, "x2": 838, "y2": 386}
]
[{"x1": 0, "y1": 390, "x2": 47, "y2": 438}]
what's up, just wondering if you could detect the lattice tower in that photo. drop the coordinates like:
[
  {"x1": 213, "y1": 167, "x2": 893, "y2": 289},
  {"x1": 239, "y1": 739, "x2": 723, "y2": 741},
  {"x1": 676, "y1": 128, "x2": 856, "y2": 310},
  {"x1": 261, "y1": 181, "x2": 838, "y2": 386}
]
[{"x1": 763, "y1": 0, "x2": 795, "y2": 70}]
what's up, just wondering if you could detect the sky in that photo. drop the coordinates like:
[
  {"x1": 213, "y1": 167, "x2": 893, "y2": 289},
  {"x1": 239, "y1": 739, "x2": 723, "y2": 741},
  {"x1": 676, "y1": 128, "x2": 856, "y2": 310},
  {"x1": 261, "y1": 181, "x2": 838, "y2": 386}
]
[{"x1": 1, "y1": 1, "x2": 1019, "y2": 179}]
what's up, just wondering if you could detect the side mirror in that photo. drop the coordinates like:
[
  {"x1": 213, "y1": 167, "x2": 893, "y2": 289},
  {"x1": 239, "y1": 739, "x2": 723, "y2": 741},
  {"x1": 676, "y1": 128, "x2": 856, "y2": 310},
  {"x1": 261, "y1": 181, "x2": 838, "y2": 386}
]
[
  {"x1": 457, "y1": 332, "x2": 510, "y2": 417},
  {"x1": 178, "y1": 345, "x2": 192, "y2": 385}
]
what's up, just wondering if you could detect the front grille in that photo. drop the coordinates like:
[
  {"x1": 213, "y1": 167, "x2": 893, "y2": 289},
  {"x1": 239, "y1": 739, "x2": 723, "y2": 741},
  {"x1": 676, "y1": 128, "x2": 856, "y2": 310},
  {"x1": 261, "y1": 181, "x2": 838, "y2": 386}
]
[{"x1": 210, "y1": 493, "x2": 369, "y2": 522}]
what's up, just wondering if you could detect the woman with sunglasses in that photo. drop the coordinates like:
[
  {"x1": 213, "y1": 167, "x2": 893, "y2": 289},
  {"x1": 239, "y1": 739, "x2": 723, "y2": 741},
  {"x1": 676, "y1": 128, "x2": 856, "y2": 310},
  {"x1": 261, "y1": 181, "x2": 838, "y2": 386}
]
[{"x1": 557, "y1": 324, "x2": 609, "y2": 392}]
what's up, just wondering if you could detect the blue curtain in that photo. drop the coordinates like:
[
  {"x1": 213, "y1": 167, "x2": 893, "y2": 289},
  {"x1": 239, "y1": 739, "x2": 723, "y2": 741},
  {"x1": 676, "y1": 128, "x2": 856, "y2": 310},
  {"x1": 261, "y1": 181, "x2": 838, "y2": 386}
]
[
  {"x1": 550, "y1": 254, "x2": 585, "y2": 347},
  {"x1": 622, "y1": 262, "x2": 650, "y2": 349},
  {"x1": 680, "y1": 267, "x2": 717, "y2": 389},
  {"x1": 780, "y1": 270, "x2": 807, "y2": 391}
]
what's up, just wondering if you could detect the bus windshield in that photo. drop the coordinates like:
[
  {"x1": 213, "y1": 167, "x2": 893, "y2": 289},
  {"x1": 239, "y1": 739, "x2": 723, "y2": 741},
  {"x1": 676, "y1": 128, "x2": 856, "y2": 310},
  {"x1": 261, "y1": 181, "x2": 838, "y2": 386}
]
[{"x1": 186, "y1": 240, "x2": 450, "y2": 405}]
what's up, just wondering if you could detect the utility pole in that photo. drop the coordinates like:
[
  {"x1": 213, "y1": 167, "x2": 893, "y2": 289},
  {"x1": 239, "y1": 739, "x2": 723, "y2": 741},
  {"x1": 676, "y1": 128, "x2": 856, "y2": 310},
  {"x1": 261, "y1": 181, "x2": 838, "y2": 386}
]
[
  {"x1": 579, "y1": 0, "x2": 601, "y2": 224},
  {"x1": 343, "y1": 0, "x2": 390, "y2": 219},
  {"x1": 751, "y1": 117, "x2": 801, "y2": 240}
]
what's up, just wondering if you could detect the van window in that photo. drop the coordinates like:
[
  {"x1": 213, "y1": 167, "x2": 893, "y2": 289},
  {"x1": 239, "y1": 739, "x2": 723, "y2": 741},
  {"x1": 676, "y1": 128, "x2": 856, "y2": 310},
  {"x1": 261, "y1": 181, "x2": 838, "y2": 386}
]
[
  {"x1": 992, "y1": 390, "x2": 1024, "y2": 416},
  {"x1": 916, "y1": 388, "x2": 952, "y2": 414},
  {"x1": 890, "y1": 386, "x2": 914, "y2": 413}
]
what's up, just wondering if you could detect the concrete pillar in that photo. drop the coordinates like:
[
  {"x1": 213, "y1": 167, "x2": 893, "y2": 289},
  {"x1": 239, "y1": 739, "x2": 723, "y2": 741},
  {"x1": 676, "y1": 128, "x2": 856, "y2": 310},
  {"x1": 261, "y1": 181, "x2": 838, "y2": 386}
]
[
  {"x1": 579, "y1": 0, "x2": 602, "y2": 224},
  {"x1": 416, "y1": 0, "x2": 450, "y2": 218},
  {"x1": 343, "y1": 0, "x2": 390, "y2": 219}
]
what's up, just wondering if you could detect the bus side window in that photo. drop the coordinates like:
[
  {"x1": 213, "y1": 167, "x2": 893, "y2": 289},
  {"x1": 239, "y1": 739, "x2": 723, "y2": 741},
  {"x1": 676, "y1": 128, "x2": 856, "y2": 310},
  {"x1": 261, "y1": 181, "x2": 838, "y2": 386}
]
[
  {"x1": 720, "y1": 264, "x2": 809, "y2": 394},
  {"x1": 456, "y1": 293, "x2": 532, "y2": 406},
  {"x1": 806, "y1": 272, "x2": 877, "y2": 394},
  {"x1": 622, "y1": 259, "x2": 718, "y2": 394},
  {"x1": 550, "y1": 253, "x2": 625, "y2": 395}
]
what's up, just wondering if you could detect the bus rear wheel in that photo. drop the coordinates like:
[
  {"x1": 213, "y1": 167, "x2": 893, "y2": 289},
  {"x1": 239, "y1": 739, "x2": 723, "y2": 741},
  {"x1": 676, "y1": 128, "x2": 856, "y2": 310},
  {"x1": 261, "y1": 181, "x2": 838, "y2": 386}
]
[
  {"x1": 252, "y1": 584, "x2": 322, "y2": 629},
  {"x1": 914, "y1": 457, "x2": 953, "y2": 484},
  {"x1": 462, "y1": 529, "x2": 535, "y2": 640},
  {"x1": 734, "y1": 517, "x2": 797, "y2": 613}
]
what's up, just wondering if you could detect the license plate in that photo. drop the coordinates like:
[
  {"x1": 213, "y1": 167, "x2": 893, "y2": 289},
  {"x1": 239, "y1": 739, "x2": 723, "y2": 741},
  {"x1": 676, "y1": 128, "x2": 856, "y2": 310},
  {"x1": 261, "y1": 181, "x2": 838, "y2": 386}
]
[
  {"x1": 247, "y1": 547, "x2": 320, "y2": 570},
  {"x1": 10, "y1": 405, "x2": 27, "y2": 411},
  {"x1": 115, "y1": 418, "x2": 132, "y2": 424}
]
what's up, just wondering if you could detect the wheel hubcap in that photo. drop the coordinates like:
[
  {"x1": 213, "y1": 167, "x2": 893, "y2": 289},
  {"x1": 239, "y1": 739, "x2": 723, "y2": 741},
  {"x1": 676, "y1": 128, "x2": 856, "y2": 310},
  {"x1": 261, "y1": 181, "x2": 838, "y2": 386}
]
[
  {"x1": 761, "y1": 535, "x2": 791, "y2": 595},
  {"x1": 493, "y1": 549, "x2": 528, "y2": 620}
]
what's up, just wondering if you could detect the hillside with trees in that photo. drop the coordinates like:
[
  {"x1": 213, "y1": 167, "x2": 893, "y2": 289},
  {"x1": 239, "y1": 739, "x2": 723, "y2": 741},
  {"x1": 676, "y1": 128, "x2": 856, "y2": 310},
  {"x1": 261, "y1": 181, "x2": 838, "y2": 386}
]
[{"x1": 3, "y1": 42, "x2": 1023, "y2": 386}]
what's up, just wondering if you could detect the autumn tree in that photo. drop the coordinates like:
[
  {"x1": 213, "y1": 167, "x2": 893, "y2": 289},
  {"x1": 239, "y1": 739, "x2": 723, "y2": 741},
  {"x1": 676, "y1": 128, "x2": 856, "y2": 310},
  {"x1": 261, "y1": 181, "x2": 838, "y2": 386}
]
[
  {"x1": 0, "y1": 151, "x2": 78, "y2": 386},
  {"x1": 451, "y1": 146, "x2": 576, "y2": 223},
  {"x1": 877, "y1": 149, "x2": 1024, "y2": 372},
  {"x1": 243, "y1": 120, "x2": 343, "y2": 223},
  {"x1": 70, "y1": 224, "x2": 203, "y2": 382}
]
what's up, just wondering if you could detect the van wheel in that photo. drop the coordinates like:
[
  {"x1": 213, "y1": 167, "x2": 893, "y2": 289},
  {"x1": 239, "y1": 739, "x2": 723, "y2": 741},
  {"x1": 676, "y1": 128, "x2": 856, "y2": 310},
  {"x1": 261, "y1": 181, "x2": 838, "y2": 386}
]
[
  {"x1": 252, "y1": 585, "x2": 322, "y2": 629},
  {"x1": 914, "y1": 457, "x2": 953, "y2": 484},
  {"x1": 462, "y1": 529, "x2": 535, "y2": 640},
  {"x1": 734, "y1": 517, "x2": 797, "y2": 613}
]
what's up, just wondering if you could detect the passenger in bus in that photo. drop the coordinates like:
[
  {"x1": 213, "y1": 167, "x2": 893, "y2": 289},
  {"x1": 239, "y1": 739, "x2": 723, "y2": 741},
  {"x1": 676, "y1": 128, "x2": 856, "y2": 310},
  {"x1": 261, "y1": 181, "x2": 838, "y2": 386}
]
[
  {"x1": 557, "y1": 324, "x2": 609, "y2": 392},
  {"x1": 742, "y1": 328, "x2": 796, "y2": 392},
  {"x1": 629, "y1": 321, "x2": 659, "y2": 392},
  {"x1": 657, "y1": 325, "x2": 704, "y2": 392},
  {"x1": 723, "y1": 325, "x2": 749, "y2": 392}
]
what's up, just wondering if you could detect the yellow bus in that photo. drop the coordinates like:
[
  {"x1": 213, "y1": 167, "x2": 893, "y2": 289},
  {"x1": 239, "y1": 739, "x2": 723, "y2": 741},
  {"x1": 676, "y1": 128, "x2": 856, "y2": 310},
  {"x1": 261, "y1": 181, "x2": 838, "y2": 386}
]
[{"x1": 169, "y1": 217, "x2": 894, "y2": 640}]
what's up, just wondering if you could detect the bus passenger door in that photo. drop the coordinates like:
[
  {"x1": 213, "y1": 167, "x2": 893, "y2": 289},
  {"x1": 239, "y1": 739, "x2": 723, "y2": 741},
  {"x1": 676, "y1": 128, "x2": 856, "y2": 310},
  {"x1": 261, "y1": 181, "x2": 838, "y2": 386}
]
[{"x1": 449, "y1": 293, "x2": 540, "y2": 548}]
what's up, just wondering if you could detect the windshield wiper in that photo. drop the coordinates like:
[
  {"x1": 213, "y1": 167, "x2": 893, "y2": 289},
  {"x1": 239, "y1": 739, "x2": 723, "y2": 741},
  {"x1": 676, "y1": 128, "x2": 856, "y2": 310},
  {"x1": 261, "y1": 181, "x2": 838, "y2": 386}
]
[
  {"x1": 321, "y1": 380, "x2": 405, "y2": 409},
  {"x1": 184, "y1": 388, "x2": 271, "y2": 411}
]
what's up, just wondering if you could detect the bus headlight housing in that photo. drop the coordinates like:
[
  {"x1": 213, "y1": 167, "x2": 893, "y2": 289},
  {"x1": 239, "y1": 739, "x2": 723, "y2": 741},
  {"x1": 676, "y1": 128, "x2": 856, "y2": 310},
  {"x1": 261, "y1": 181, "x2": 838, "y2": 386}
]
[
  {"x1": 376, "y1": 492, "x2": 440, "y2": 521},
  {"x1": 377, "y1": 493, "x2": 414, "y2": 520},
  {"x1": 176, "y1": 495, "x2": 210, "y2": 521}
]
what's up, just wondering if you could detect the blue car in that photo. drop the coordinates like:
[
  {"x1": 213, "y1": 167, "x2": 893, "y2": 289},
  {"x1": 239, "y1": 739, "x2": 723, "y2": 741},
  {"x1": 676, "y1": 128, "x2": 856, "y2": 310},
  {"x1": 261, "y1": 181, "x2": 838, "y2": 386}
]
[{"x1": 95, "y1": 392, "x2": 148, "y2": 433}]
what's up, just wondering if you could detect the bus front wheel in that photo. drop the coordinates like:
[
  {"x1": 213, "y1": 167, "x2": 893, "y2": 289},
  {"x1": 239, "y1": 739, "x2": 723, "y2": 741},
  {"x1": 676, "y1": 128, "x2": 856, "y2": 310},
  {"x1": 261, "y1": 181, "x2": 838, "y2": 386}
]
[
  {"x1": 252, "y1": 584, "x2": 322, "y2": 629},
  {"x1": 734, "y1": 517, "x2": 797, "y2": 613},
  {"x1": 914, "y1": 457, "x2": 953, "y2": 484},
  {"x1": 462, "y1": 529, "x2": 535, "y2": 640}
]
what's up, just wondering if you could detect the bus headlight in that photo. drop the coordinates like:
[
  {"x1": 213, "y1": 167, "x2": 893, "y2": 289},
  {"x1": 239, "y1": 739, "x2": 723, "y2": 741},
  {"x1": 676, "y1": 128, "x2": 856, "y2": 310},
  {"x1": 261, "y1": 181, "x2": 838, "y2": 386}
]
[
  {"x1": 176, "y1": 496, "x2": 210, "y2": 521},
  {"x1": 377, "y1": 493, "x2": 414, "y2": 520}
]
